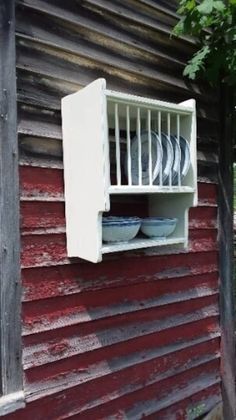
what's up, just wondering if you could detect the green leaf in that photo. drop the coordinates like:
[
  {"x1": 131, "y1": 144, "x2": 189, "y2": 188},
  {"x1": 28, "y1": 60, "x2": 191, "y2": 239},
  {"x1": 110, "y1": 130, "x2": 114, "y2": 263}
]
[
  {"x1": 172, "y1": 19, "x2": 185, "y2": 36},
  {"x1": 192, "y1": 45, "x2": 210, "y2": 63},
  {"x1": 213, "y1": 1, "x2": 226, "y2": 12},
  {"x1": 185, "y1": 0, "x2": 196, "y2": 11},
  {"x1": 225, "y1": 27, "x2": 236, "y2": 42},
  {"x1": 173, "y1": 0, "x2": 236, "y2": 87},
  {"x1": 177, "y1": 0, "x2": 196, "y2": 14},
  {"x1": 183, "y1": 63, "x2": 198, "y2": 80},
  {"x1": 197, "y1": 0, "x2": 214, "y2": 14},
  {"x1": 183, "y1": 45, "x2": 210, "y2": 79}
]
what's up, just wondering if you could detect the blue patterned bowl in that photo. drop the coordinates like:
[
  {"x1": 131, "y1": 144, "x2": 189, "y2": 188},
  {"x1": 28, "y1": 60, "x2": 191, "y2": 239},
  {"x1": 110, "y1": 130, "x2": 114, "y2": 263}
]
[
  {"x1": 141, "y1": 217, "x2": 177, "y2": 238},
  {"x1": 102, "y1": 217, "x2": 141, "y2": 242}
]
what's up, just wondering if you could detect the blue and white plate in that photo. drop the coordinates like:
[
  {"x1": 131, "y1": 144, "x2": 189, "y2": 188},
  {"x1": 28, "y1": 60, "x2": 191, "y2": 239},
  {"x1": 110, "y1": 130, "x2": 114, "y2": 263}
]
[
  {"x1": 125, "y1": 130, "x2": 163, "y2": 185},
  {"x1": 154, "y1": 132, "x2": 174, "y2": 184},
  {"x1": 169, "y1": 134, "x2": 181, "y2": 183},
  {"x1": 172, "y1": 135, "x2": 191, "y2": 184}
]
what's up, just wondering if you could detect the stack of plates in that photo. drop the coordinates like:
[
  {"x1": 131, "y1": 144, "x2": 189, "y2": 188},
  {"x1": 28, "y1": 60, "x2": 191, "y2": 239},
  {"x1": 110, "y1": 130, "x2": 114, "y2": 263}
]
[{"x1": 125, "y1": 130, "x2": 190, "y2": 185}]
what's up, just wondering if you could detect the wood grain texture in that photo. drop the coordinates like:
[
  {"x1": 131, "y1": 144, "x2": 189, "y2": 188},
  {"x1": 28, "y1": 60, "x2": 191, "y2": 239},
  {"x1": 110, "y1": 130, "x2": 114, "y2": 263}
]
[
  {"x1": 218, "y1": 85, "x2": 236, "y2": 419},
  {"x1": 0, "y1": 0, "x2": 224, "y2": 418},
  {"x1": 0, "y1": 0, "x2": 23, "y2": 404}
]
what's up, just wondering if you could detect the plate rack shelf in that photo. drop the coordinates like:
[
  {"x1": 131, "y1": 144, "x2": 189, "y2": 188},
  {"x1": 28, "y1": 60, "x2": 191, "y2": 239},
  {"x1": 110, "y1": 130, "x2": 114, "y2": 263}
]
[{"x1": 62, "y1": 78, "x2": 197, "y2": 262}]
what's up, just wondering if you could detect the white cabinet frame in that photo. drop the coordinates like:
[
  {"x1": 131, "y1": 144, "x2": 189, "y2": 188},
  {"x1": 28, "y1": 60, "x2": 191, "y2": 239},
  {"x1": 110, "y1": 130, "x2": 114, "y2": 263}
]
[{"x1": 62, "y1": 78, "x2": 197, "y2": 263}]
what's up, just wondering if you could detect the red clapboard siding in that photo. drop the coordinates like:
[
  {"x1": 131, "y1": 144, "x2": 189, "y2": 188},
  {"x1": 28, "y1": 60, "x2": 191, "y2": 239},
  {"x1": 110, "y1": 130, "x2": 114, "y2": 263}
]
[
  {"x1": 20, "y1": 166, "x2": 64, "y2": 199},
  {"x1": 20, "y1": 164, "x2": 217, "y2": 204},
  {"x1": 145, "y1": 384, "x2": 221, "y2": 420},
  {"x1": 6, "y1": 360, "x2": 220, "y2": 420},
  {"x1": 22, "y1": 289, "x2": 219, "y2": 337},
  {"x1": 20, "y1": 230, "x2": 218, "y2": 268},
  {"x1": 24, "y1": 316, "x2": 219, "y2": 396},
  {"x1": 22, "y1": 250, "x2": 218, "y2": 301},
  {"x1": 5, "y1": 0, "x2": 221, "y2": 419},
  {"x1": 23, "y1": 339, "x2": 220, "y2": 410},
  {"x1": 21, "y1": 272, "x2": 218, "y2": 336},
  {"x1": 20, "y1": 200, "x2": 217, "y2": 230}
]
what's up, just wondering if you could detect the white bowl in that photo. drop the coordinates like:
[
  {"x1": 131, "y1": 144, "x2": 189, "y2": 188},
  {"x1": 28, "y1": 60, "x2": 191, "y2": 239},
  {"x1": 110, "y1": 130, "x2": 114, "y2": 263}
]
[
  {"x1": 141, "y1": 217, "x2": 177, "y2": 238},
  {"x1": 102, "y1": 217, "x2": 141, "y2": 243}
]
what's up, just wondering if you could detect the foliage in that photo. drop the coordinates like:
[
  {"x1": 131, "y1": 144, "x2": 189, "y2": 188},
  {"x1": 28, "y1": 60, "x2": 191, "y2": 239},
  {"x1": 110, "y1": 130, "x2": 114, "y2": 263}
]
[{"x1": 173, "y1": 0, "x2": 236, "y2": 85}]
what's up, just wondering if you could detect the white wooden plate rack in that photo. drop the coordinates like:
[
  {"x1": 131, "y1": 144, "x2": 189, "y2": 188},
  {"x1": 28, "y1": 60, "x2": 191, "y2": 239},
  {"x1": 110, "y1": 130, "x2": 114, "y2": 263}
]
[{"x1": 62, "y1": 78, "x2": 197, "y2": 262}]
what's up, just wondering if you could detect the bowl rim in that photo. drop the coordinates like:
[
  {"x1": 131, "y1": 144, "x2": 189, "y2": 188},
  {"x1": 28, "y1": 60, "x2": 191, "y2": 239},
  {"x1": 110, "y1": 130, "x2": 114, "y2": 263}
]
[
  {"x1": 102, "y1": 216, "x2": 141, "y2": 226},
  {"x1": 141, "y1": 217, "x2": 177, "y2": 224}
]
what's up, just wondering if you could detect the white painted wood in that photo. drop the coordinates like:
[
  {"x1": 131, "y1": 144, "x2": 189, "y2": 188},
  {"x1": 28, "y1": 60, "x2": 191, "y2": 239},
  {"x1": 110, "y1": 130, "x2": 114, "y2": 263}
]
[
  {"x1": 62, "y1": 78, "x2": 110, "y2": 262},
  {"x1": 106, "y1": 90, "x2": 195, "y2": 114},
  {"x1": 137, "y1": 107, "x2": 142, "y2": 186},
  {"x1": 126, "y1": 106, "x2": 132, "y2": 185},
  {"x1": 148, "y1": 109, "x2": 152, "y2": 185},
  {"x1": 102, "y1": 237, "x2": 185, "y2": 254},
  {"x1": 167, "y1": 112, "x2": 171, "y2": 186},
  {"x1": 0, "y1": 391, "x2": 25, "y2": 416},
  {"x1": 149, "y1": 194, "x2": 193, "y2": 248},
  {"x1": 115, "y1": 103, "x2": 121, "y2": 186},
  {"x1": 176, "y1": 113, "x2": 181, "y2": 186},
  {"x1": 62, "y1": 79, "x2": 197, "y2": 262},
  {"x1": 158, "y1": 110, "x2": 163, "y2": 186},
  {"x1": 179, "y1": 99, "x2": 197, "y2": 205},
  {"x1": 109, "y1": 186, "x2": 195, "y2": 194}
]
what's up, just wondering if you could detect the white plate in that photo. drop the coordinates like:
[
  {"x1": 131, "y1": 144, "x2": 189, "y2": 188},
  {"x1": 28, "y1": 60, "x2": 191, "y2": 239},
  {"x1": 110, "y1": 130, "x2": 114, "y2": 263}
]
[
  {"x1": 154, "y1": 132, "x2": 174, "y2": 184},
  {"x1": 169, "y1": 134, "x2": 181, "y2": 183},
  {"x1": 172, "y1": 135, "x2": 191, "y2": 184},
  {"x1": 125, "y1": 130, "x2": 163, "y2": 185}
]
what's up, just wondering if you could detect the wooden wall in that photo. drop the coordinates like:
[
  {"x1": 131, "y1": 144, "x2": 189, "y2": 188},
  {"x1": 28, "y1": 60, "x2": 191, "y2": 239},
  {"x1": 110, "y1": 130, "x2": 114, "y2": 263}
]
[{"x1": 4, "y1": 0, "x2": 222, "y2": 418}]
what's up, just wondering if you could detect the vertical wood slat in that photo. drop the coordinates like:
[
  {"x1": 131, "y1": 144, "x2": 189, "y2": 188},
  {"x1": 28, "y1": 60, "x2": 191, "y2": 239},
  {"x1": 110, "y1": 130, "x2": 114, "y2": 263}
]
[
  {"x1": 115, "y1": 103, "x2": 121, "y2": 186},
  {"x1": 167, "y1": 112, "x2": 171, "y2": 186},
  {"x1": 218, "y1": 84, "x2": 236, "y2": 420},
  {"x1": 0, "y1": 0, "x2": 24, "y2": 408},
  {"x1": 137, "y1": 107, "x2": 142, "y2": 186},
  {"x1": 126, "y1": 105, "x2": 132, "y2": 185},
  {"x1": 176, "y1": 114, "x2": 181, "y2": 186},
  {"x1": 147, "y1": 109, "x2": 152, "y2": 185},
  {"x1": 158, "y1": 111, "x2": 163, "y2": 186}
]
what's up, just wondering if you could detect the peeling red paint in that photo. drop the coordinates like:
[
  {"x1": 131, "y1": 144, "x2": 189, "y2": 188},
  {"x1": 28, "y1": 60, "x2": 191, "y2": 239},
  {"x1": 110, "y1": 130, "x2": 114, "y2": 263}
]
[
  {"x1": 20, "y1": 231, "x2": 218, "y2": 268},
  {"x1": 49, "y1": 341, "x2": 70, "y2": 356},
  {"x1": 21, "y1": 250, "x2": 218, "y2": 301},
  {"x1": 20, "y1": 166, "x2": 64, "y2": 199},
  {"x1": 9, "y1": 0, "x2": 222, "y2": 418}
]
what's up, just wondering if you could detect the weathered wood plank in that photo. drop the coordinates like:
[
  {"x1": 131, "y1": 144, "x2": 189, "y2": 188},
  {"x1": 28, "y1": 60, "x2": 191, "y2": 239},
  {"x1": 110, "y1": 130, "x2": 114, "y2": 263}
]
[
  {"x1": 22, "y1": 278, "x2": 218, "y2": 335},
  {"x1": 2, "y1": 363, "x2": 221, "y2": 419},
  {"x1": 0, "y1": 0, "x2": 23, "y2": 403},
  {"x1": 218, "y1": 85, "x2": 236, "y2": 419},
  {"x1": 24, "y1": 337, "x2": 220, "y2": 403},
  {"x1": 13, "y1": 0, "x2": 223, "y2": 417},
  {"x1": 20, "y1": 230, "x2": 218, "y2": 268},
  {"x1": 203, "y1": 402, "x2": 223, "y2": 420},
  {"x1": 146, "y1": 386, "x2": 221, "y2": 420},
  {"x1": 19, "y1": 165, "x2": 218, "y2": 202},
  {"x1": 23, "y1": 299, "x2": 218, "y2": 369},
  {"x1": 20, "y1": 200, "x2": 217, "y2": 231},
  {"x1": 21, "y1": 252, "x2": 218, "y2": 301}
]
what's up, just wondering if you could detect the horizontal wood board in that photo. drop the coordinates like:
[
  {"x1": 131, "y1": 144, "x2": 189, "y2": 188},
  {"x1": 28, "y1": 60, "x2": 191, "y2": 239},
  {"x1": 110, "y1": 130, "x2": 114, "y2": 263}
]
[{"x1": 2, "y1": 0, "x2": 222, "y2": 418}]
